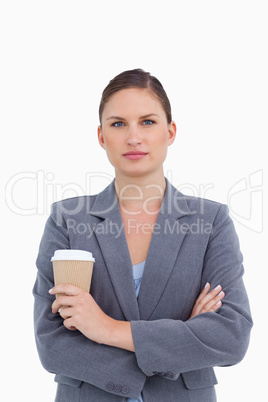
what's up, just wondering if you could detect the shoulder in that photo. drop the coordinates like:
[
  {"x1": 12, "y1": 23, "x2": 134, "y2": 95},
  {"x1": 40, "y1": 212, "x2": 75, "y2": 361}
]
[
  {"x1": 48, "y1": 195, "x2": 96, "y2": 227},
  {"x1": 51, "y1": 194, "x2": 97, "y2": 214},
  {"x1": 51, "y1": 194, "x2": 97, "y2": 212},
  {"x1": 166, "y1": 179, "x2": 229, "y2": 222},
  {"x1": 49, "y1": 180, "x2": 117, "y2": 225},
  {"x1": 187, "y1": 195, "x2": 231, "y2": 232},
  {"x1": 50, "y1": 180, "x2": 116, "y2": 214},
  {"x1": 185, "y1": 193, "x2": 229, "y2": 218}
]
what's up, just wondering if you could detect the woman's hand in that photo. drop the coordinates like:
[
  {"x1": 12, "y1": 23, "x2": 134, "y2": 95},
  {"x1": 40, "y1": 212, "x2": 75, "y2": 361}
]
[
  {"x1": 49, "y1": 282, "x2": 224, "y2": 349},
  {"x1": 49, "y1": 284, "x2": 135, "y2": 351},
  {"x1": 50, "y1": 284, "x2": 114, "y2": 344},
  {"x1": 189, "y1": 283, "x2": 225, "y2": 319}
]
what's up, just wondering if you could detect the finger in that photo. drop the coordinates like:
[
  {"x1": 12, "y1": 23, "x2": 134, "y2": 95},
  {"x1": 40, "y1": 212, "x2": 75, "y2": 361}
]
[
  {"x1": 63, "y1": 317, "x2": 78, "y2": 331},
  {"x1": 210, "y1": 300, "x2": 223, "y2": 312},
  {"x1": 212, "y1": 284, "x2": 222, "y2": 295},
  {"x1": 52, "y1": 295, "x2": 76, "y2": 314},
  {"x1": 69, "y1": 326, "x2": 78, "y2": 331},
  {"x1": 58, "y1": 306, "x2": 72, "y2": 319},
  {"x1": 195, "y1": 283, "x2": 219, "y2": 310},
  {"x1": 194, "y1": 285, "x2": 223, "y2": 315},
  {"x1": 201, "y1": 284, "x2": 222, "y2": 303},
  {"x1": 57, "y1": 307, "x2": 78, "y2": 331},
  {"x1": 201, "y1": 291, "x2": 225, "y2": 313},
  {"x1": 199, "y1": 282, "x2": 211, "y2": 299},
  {"x1": 190, "y1": 283, "x2": 211, "y2": 317},
  {"x1": 194, "y1": 283, "x2": 211, "y2": 306},
  {"x1": 49, "y1": 284, "x2": 82, "y2": 296}
]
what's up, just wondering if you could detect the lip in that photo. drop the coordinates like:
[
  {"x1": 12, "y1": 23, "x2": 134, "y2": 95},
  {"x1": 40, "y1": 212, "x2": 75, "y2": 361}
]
[{"x1": 123, "y1": 151, "x2": 148, "y2": 160}]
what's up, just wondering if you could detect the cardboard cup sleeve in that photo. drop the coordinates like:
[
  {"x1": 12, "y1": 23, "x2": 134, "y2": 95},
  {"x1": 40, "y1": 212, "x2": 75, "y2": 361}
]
[{"x1": 51, "y1": 250, "x2": 95, "y2": 306}]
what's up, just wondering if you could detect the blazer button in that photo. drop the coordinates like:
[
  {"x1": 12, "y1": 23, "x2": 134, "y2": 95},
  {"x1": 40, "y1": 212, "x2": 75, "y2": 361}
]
[
  {"x1": 106, "y1": 382, "x2": 114, "y2": 391},
  {"x1": 114, "y1": 384, "x2": 122, "y2": 392},
  {"x1": 121, "y1": 386, "x2": 130, "y2": 394}
]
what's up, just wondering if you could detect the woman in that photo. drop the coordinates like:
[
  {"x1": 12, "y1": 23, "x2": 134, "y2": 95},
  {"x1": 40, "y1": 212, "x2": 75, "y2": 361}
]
[{"x1": 33, "y1": 69, "x2": 253, "y2": 401}]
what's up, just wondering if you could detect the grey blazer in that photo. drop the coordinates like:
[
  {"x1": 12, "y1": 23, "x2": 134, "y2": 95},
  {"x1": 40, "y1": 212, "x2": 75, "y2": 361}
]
[{"x1": 33, "y1": 179, "x2": 253, "y2": 401}]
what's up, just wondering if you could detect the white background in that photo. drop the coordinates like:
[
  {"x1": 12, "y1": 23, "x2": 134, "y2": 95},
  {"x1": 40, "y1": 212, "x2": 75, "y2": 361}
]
[{"x1": 1, "y1": 1, "x2": 267, "y2": 400}]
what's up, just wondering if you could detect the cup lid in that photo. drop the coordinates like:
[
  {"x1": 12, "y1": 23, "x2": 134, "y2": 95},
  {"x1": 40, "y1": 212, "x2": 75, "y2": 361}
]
[{"x1": 51, "y1": 249, "x2": 95, "y2": 262}]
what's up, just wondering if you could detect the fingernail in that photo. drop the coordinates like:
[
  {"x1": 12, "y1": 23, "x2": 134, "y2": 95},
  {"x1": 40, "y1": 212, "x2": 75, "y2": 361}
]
[
  {"x1": 58, "y1": 308, "x2": 62, "y2": 313},
  {"x1": 218, "y1": 291, "x2": 224, "y2": 297},
  {"x1": 204, "y1": 282, "x2": 210, "y2": 289},
  {"x1": 48, "y1": 288, "x2": 53, "y2": 294},
  {"x1": 216, "y1": 301, "x2": 222, "y2": 306},
  {"x1": 214, "y1": 285, "x2": 221, "y2": 291}
]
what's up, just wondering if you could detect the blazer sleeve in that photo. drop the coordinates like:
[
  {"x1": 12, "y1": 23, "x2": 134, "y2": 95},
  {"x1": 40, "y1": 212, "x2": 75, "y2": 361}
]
[
  {"x1": 33, "y1": 204, "x2": 146, "y2": 399},
  {"x1": 131, "y1": 204, "x2": 253, "y2": 378}
]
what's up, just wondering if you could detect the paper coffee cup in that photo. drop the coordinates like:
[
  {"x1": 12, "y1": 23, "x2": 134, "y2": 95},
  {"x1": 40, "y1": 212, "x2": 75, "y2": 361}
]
[{"x1": 51, "y1": 250, "x2": 95, "y2": 300}]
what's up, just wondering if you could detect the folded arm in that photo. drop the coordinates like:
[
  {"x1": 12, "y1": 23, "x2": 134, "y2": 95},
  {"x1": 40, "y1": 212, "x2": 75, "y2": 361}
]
[
  {"x1": 131, "y1": 205, "x2": 253, "y2": 378},
  {"x1": 34, "y1": 202, "x2": 252, "y2": 389},
  {"x1": 48, "y1": 280, "x2": 225, "y2": 353},
  {"x1": 33, "y1": 212, "x2": 146, "y2": 399}
]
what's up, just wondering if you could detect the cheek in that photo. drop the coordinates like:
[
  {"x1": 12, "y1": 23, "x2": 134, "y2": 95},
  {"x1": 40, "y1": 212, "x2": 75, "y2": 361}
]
[
  {"x1": 153, "y1": 134, "x2": 169, "y2": 159},
  {"x1": 153, "y1": 132, "x2": 170, "y2": 149},
  {"x1": 102, "y1": 139, "x2": 119, "y2": 166},
  {"x1": 101, "y1": 135, "x2": 116, "y2": 152}
]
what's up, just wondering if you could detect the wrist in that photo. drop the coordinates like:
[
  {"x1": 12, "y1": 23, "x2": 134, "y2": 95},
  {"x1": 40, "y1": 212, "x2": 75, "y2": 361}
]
[{"x1": 105, "y1": 318, "x2": 135, "y2": 352}]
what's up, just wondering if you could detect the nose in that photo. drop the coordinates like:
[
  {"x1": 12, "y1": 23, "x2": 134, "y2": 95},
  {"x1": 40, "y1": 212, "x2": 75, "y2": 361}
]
[{"x1": 127, "y1": 124, "x2": 142, "y2": 146}]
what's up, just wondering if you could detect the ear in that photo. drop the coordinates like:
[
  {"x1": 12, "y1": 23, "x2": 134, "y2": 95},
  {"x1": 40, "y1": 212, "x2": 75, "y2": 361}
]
[
  {"x1": 97, "y1": 125, "x2": 106, "y2": 150},
  {"x1": 167, "y1": 121, "x2": 177, "y2": 146}
]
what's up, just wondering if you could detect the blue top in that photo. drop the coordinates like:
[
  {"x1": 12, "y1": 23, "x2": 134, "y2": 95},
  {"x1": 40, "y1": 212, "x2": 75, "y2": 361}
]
[
  {"x1": 128, "y1": 261, "x2": 145, "y2": 402},
  {"x1": 132, "y1": 260, "x2": 145, "y2": 298}
]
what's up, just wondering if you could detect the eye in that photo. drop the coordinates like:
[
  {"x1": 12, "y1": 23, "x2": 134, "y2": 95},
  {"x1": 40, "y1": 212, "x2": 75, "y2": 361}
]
[
  {"x1": 112, "y1": 121, "x2": 125, "y2": 127},
  {"x1": 142, "y1": 119, "x2": 155, "y2": 126}
]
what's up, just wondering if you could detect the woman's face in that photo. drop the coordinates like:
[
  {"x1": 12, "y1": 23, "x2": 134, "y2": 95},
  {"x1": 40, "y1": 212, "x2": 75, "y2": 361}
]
[{"x1": 98, "y1": 88, "x2": 176, "y2": 179}]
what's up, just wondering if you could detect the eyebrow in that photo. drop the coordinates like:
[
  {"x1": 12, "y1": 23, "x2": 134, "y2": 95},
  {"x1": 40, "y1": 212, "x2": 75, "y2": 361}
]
[{"x1": 106, "y1": 113, "x2": 159, "y2": 121}]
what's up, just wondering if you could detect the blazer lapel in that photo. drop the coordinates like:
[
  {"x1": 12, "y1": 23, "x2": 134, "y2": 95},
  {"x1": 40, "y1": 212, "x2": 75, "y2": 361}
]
[
  {"x1": 90, "y1": 181, "x2": 140, "y2": 321},
  {"x1": 89, "y1": 179, "x2": 193, "y2": 323},
  {"x1": 137, "y1": 180, "x2": 193, "y2": 320}
]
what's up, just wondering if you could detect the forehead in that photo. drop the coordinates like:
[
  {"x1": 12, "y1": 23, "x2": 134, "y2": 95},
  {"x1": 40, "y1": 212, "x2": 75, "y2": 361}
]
[{"x1": 102, "y1": 88, "x2": 165, "y2": 118}]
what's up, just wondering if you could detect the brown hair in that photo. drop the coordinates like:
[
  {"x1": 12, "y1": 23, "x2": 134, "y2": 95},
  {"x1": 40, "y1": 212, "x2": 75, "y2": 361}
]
[{"x1": 98, "y1": 68, "x2": 172, "y2": 124}]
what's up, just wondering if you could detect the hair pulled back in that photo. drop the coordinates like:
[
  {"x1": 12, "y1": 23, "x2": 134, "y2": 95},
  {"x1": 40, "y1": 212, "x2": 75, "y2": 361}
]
[{"x1": 99, "y1": 69, "x2": 172, "y2": 124}]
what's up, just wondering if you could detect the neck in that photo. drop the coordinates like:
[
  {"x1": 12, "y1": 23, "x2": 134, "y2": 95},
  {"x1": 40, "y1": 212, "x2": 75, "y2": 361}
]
[{"x1": 114, "y1": 170, "x2": 166, "y2": 215}]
